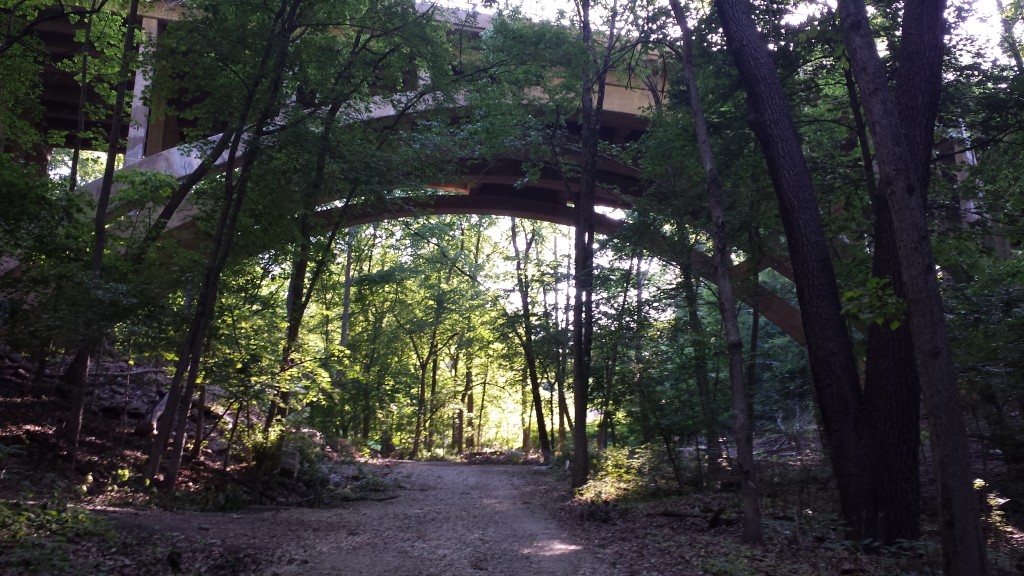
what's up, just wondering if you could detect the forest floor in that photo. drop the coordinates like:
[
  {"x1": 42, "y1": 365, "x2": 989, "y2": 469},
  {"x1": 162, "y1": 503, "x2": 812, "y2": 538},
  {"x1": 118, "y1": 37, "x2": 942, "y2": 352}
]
[
  {"x1": 2, "y1": 356, "x2": 1024, "y2": 575},
  {"x1": 94, "y1": 461, "x2": 618, "y2": 576},
  {"x1": 4, "y1": 455, "x2": 1022, "y2": 576}
]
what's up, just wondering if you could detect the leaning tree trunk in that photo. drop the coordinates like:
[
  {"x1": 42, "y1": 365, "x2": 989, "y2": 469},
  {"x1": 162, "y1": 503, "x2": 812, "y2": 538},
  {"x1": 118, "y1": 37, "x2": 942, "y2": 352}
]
[
  {"x1": 854, "y1": 58, "x2": 922, "y2": 540},
  {"x1": 154, "y1": 117, "x2": 260, "y2": 489},
  {"x1": 680, "y1": 259, "x2": 723, "y2": 476},
  {"x1": 146, "y1": 0, "x2": 300, "y2": 488},
  {"x1": 669, "y1": 0, "x2": 761, "y2": 542},
  {"x1": 715, "y1": 0, "x2": 874, "y2": 537},
  {"x1": 266, "y1": 96, "x2": 353, "y2": 434},
  {"x1": 264, "y1": 215, "x2": 312, "y2": 433}
]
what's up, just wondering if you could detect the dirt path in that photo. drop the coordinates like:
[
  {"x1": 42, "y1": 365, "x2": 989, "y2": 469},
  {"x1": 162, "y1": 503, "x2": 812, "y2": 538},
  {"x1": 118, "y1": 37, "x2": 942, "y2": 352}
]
[
  {"x1": 269, "y1": 462, "x2": 604, "y2": 576},
  {"x1": 99, "y1": 462, "x2": 609, "y2": 576}
]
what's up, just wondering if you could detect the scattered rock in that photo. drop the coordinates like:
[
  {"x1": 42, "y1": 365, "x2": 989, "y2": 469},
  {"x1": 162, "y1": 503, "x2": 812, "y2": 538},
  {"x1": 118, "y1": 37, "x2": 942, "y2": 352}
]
[{"x1": 297, "y1": 428, "x2": 323, "y2": 445}]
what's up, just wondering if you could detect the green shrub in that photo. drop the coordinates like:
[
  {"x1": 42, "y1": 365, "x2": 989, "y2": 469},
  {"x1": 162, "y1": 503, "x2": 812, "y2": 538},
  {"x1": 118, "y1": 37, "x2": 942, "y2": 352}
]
[
  {"x1": 0, "y1": 501, "x2": 114, "y2": 574},
  {"x1": 577, "y1": 445, "x2": 660, "y2": 503}
]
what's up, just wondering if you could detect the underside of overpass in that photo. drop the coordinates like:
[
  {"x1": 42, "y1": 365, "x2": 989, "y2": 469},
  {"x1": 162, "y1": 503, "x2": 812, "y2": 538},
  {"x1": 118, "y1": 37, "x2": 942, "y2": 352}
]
[{"x1": 17, "y1": 2, "x2": 807, "y2": 343}]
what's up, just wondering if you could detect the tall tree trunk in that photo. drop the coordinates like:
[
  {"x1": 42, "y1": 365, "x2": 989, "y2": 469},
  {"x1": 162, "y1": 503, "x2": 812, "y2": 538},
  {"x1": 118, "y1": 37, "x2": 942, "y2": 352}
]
[
  {"x1": 64, "y1": 0, "x2": 140, "y2": 460},
  {"x1": 267, "y1": 96, "x2": 354, "y2": 434},
  {"x1": 510, "y1": 219, "x2": 552, "y2": 463},
  {"x1": 597, "y1": 256, "x2": 638, "y2": 453},
  {"x1": 843, "y1": 50, "x2": 924, "y2": 545},
  {"x1": 572, "y1": 0, "x2": 619, "y2": 489},
  {"x1": 479, "y1": 373, "x2": 488, "y2": 448},
  {"x1": 466, "y1": 387, "x2": 475, "y2": 451},
  {"x1": 408, "y1": 318, "x2": 441, "y2": 459},
  {"x1": 522, "y1": 391, "x2": 532, "y2": 453},
  {"x1": 680, "y1": 258, "x2": 722, "y2": 474},
  {"x1": 836, "y1": 0, "x2": 987, "y2": 572},
  {"x1": 846, "y1": 64, "x2": 923, "y2": 543},
  {"x1": 189, "y1": 384, "x2": 207, "y2": 460},
  {"x1": 265, "y1": 214, "x2": 313, "y2": 433},
  {"x1": 457, "y1": 363, "x2": 472, "y2": 455},
  {"x1": 427, "y1": 353, "x2": 440, "y2": 453},
  {"x1": 155, "y1": 122, "x2": 259, "y2": 488},
  {"x1": 92, "y1": 0, "x2": 139, "y2": 275},
  {"x1": 163, "y1": 342, "x2": 204, "y2": 488},
  {"x1": 412, "y1": 358, "x2": 429, "y2": 458},
  {"x1": 553, "y1": 243, "x2": 570, "y2": 452},
  {"x1": 62, "y1": 349, "x2": 90, "y2": 462},
  {"x1": 669, "y1": 0, "x2": 760, "y2": 541},
  {"x1": 715, "y1": 0, "x2": 874, "y2": 537}
]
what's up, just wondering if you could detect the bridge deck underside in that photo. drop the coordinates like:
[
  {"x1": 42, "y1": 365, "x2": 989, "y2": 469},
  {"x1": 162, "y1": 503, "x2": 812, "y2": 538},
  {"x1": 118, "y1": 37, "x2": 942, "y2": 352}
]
[{"x1": 24, "y1": 8, "x2": 806, "y2": 344}]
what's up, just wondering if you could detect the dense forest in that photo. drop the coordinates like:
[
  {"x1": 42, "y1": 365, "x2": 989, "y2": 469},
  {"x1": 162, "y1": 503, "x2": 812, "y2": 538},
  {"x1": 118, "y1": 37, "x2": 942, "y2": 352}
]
[{"x1": 1, "y1": 0, "x2": 1023, "y2": 574}]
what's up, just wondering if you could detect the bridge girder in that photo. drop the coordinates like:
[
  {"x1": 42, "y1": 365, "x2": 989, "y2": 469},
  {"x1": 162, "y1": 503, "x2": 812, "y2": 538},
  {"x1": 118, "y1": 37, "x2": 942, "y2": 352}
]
[{"x1": 18, "y1": 2, "x2": 806, "y2": 343}]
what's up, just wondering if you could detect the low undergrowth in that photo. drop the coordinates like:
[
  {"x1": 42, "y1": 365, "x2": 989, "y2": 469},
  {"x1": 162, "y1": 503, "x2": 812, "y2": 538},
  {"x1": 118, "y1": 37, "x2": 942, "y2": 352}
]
[
  {"x1": 566, "y1": 439, "x2": 1024, "y2": 576},
  {"x1": 0, "y1": 500, "x2": 116, "y2": 575}
]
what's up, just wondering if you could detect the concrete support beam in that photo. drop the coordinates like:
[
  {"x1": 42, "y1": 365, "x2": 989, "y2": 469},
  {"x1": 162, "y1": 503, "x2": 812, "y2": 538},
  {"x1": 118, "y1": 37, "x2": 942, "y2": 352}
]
[{"x1": 125, "y1": 17, "x2": 160, "y2": 165}]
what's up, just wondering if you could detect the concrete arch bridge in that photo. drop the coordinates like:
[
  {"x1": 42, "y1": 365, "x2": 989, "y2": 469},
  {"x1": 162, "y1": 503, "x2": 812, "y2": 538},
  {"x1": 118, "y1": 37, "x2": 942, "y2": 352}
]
[{"x1": 15, "y1": 2, "x2": 806, "y2": 342}]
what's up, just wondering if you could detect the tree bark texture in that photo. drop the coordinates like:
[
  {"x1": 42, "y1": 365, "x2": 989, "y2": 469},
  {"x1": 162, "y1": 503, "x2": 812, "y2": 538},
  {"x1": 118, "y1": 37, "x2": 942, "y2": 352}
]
[
  {"x1": 572, "y1": 0, "x2": 597, "y2": 489},
  {"x1": 715, "y1": 0, "x2": 874, "y2": 536},
  {"x1": 836, "y1": 0, "x2": 987, "y2": 572},
  {"x1": 571, "y1": 0, "x2": 621, "y2": 488},
  {"x1": 844, "y1": 47, "x2": 923, "y2": 544},
  {"x1": 64, "y1": 0, "x2": 140, "y2": 461}
]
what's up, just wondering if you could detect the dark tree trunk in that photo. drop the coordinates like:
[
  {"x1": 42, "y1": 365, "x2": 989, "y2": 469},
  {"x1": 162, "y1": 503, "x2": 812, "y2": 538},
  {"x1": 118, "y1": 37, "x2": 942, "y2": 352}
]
[
  {"x1": 265, "y1": 215, "x2": 312, "y2": 433},
  {"x1": 715, "y1": 0, "x2": 874, "y2": 536},
  {"x1": 836, "y1": 0, "x2": 987, "y2": 572},
  {"x1": 466, "y1": 388, "x2": 475, "y2": 451},
  {"x1": 572, "y1": 0, "x2": 619, "y2": 489},
  {"x1": 572, "y1": 1, "x2": 597, "y2": 488},
  {"x1": 408, "y1": 317, "x2": 441, "y2": 459},
  {"x1": 478, "y1": 376, "x2": 488, "y2": 449},
  {"x1": 189, "y1": 384, "x2": 207, "y2": 460},
  {"x1": 555, "y1": 253, "x2": 571, "y2": 452},
  {"x1": 669, "y1": 0, "x2": 761, "y2": 541},
  {"x1": 146, "y1": 0, "x2": 301, "y2": 489},
  {"x1": 427, "y1": 353, "x2": 440, "y2": 453},
  {"x1": 92, "y1": 0, "x2": 139, "y2": 274},
  {"x1": 412, "y1": 360, "x2": 428, "y2": 458},
  {"x1": 842, "y1": 34, "x2": 924, "y2": 546},
  {"x1": 164, "y1": 345, "x2": 204, "y2": 488},
  {"x1": 267, "y1": 96, "x2": 352, "y2": 434},
  {"x1": 62, "y1": 348, "x2": 90, "y2": 462}
]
